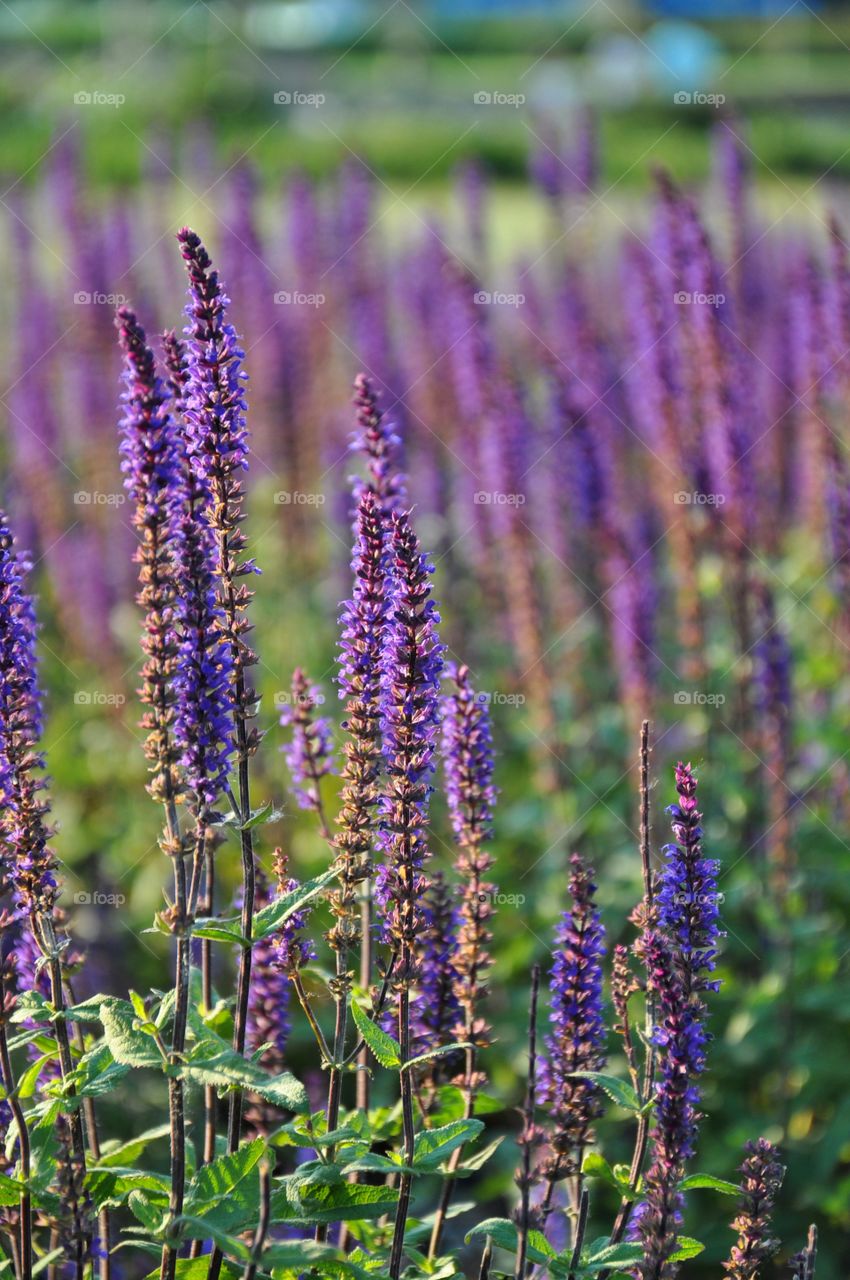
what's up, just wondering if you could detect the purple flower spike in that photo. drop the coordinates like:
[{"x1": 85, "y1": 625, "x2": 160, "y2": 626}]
[
  {"x1": 541, "y1": 854, "x2": 606, "y2": 1179},
  {"x1": 271, "y1": 849, "x2": 316, "y2": 974},
  {"x1": 176, "y1": 227, "x2": 258, "y2": 696},
  {"x1": 409, "y1": 871, "x2": 461, "y2": 1064},
  {"x1": 375, "y1": 510, "x2": 445, "y2": 953},
  {"x1": 442, "y1": 663, "x2": 497, "y2": 1066},
  {"x1": 115, "y1": 307, "x2": 182, "y2": 805},
  {"x1": 170, "y1": 453, "x2": 235, "y2": 813},
  {"x1": 635, "y1": 928, "x2": 707, "y2": 1280},
  {"x1": 0, "y1": 514, "x2": 57, "y2": 916},
  {"x1": 280, "y1": 668, "x2": 335, "y2": 812},
  {"x1": 658, "y1": 762, "x2": 721, "y2": 1000},
  {"x1": 351, "y1": 374, "x2": 407, "y2": 516},
  {"x1": 722, "y1": 1138, "x2": 784, "y2": 1280}
]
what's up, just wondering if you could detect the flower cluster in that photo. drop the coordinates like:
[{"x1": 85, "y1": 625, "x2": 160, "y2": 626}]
[
  {"x1": 280, "y1": 669, "x2": 336, "y2": 813},
  {"x1": 375, "y1": 510, "x2": 444, "y2": 956},
  {"x1": 722, "y1": 1138, "x2": 784, "y2": 1280},
  {"x1": 409, "y1": 871, "x2": 461, "y2": 1064},
  {"x1": 658, "y1": 762, "x2": 721, "y2": 999},
  {"x1": 0, "y1": 515, "x2": 57, "y2": 916},
  {"x1": 351, "y1": 373, "x2": 407, "y2": 515},
  {"x1": 540, "y1": 853, "x2": 607, "y2": 1178}
]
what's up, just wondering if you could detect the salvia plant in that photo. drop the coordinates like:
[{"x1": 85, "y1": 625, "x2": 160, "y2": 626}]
[{"x1": 0, "y1": 228, "x2": 820, "y2": 1280}]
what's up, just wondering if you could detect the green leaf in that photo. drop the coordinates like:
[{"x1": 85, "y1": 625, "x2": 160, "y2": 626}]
[
  {"x1": 579, "y1": 1240, "x2": 644, "y2": 1272},
  {"x1": 128, "y1": 1189, "x2": 167, "y2": 1232},
  {"x1": 403, "y1": 1043, "x2": 474, "y2": 1072},
  {"x1": 144, "y1": 1261, "x2": 240, "y2": 1280},
  {"x1": 350, "y1": 999, "x2": 401, "y2": 1069},
  {"x1": 185, "y1": 1138, "x2": 266, "y2": 1210},
  {"x1": 98, "y1": 1124, "x2": 171, "y2": 1168},
  {"x1": 0, "y1": 1174, "x2": 25, "y2": 1207},
  {"x1": 190, "y1": 920, "x2": 248, "y2": 945},
  {"x1": 253, "y1": 868, "x2": 337, "y2": 941},
  {"x1": 99, "y1": 999, "x2": 164, "y2": 1069},
  {"x1": 669, "y1": 1236, "x2": 705, "y2": 1262},
  {"x1": 32, "y1": 1250, "x2": 65, "y2": 1277},
  {"x1": 86, "y1": 1167, "x2": 170, "y2": 1212},
  {"x1": 179, "y1": 1039, "x2": 309, "y2": 1113},
  {"x1": 581, "y1": 1151, "x2": 623, "y2": 1192},
  {"x1": 271, "y1": 1179, "x2": 398, "y2": 1224},
  {"x1": 168, "y1": 1214, "x2": 251, "y2": 1259},
  {"x1": 680, "y1": 1173, "x2": 741, "y2": 1195},
  {"x1": 465, "y1": 1218, "x2": 553, "y2": 1264},
  {"x1": 567, "y1": 1071, "x2": 641, "y2": 1113},
  {"x1": 412, "y1": 1119, "x2": 484, "y2": 1170},
  {"x1": 456, "y1": 1134, "x2": 504, "y2": 1173}
]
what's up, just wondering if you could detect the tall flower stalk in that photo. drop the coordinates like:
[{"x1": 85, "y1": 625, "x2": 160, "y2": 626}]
[
  {"x1": 540, "y1": 854, "x2": 607, "y2": 1218},
  {"x1": 722, "y1": 1139, "x2": 784, "y2": 1280},
  {"x1": 378, "y1": 510, "x2": 444, "y2": 1279},
  {"x1": 177, "y1": 229, "x2": 259, "y2": 1186},
  {"x1": 0, "y1": 514, "x2": 95, "y2": 1279},
  {"x1": 429, "y1": 664, "x2": 496, "y2": 1257}
]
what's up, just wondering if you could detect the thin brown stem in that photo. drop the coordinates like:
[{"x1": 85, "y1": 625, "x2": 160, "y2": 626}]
[
  {"x1": 0, "y1": 977, "x2": 32, "y2": 1280},
  {"x1": 515, "y1": 965, "x2": 540, "y2": 1280}
]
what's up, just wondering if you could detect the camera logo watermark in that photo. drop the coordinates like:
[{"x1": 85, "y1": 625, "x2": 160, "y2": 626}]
[
  {"x1": 473, "y1": 290, "x2": 525, "y2": 308},
  {"x1": 74, "y1": 691, "x2": 126, "y2": 707},
  {"x1": 74, "y1": 491, "x2": 125, "y2": 506},
  {"x1": 674, "y1": 691, "x2": 726, "y2": 707},
  {"x1": 673, "y1": 91, "x2": 725, "y2": 107},
  {"x1": 474, "y1": 491, "x2": 526, "y2": 507},
  {"x1": 73, "y1": 890, "x2": 126, "y2": 907},
  {"x1": 73, "y1": 91, "x2": 125, "y2": 108},
  {"x1": 674, "y1": 291, "x2": 725, "y2": 308},
  {"x1": 273, "y1": 291, "x2": 325, "y2": 307},
  {"x1": 273, "y1": 90, "x2": 326, "y2": 107},
  {"x1": 476, "y1": 691, "x2": 527, "y2": 707},
  {"x1": 274, "y1": 491, "x2": 326, "y2": 506},
  {"x1": 275, "y1": 690, "x2": 326, "y2": 707},
  {"x1": 473, "y1": 91, "x2": 525, "y2": 108},
  {"x1": 673, "y1": 491, "x2": 725, "y2": 507},
  {"x1": 74, "y1": 291, "x2": 129, "y2": 307}
]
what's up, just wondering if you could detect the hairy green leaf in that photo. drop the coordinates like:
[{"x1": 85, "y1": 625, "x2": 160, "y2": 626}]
[{"x1": 350, "y1": 999, "x2": 401, "y2": 1069}]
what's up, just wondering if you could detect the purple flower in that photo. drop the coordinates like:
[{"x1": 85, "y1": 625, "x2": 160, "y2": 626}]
[
  {"x1": 375, "y1": 511, "x2": 444, "y2": 952},
  {"x1": 350, "y1": 374, "x2": 407, "y2": 517},
  {"x1": 540, "y1": 854, "x2": 607, "y2": 1177},
  {"x1": 176, "y1": 228, "x2": 258, "y2": 691},
  {"x1": 441, "y1": 664, "x2": 497, "y2": 1063},
  {"x1": 409, "y1": 871, "x2": 461, "y2": 1065},
  {"x1": 658, "y1": 762, "x2": 721, "y2": 1000},
  {"x1": 0, "y1": 515, "x2": 57, "y2": 916},
  {"x1": 280, "y1": 669, "x2": 335, "y2": 812},
  {"x1": 722, "y1": 1139, "x2": 784, "y2": 1280},
  {"x1": 170, "y1": 454, "x2": 235, "y2": 812},
  {"x1": 635, "y1": 929, "x2": 707, "y2": 1279},
  {"x1": 330, "y1": 489, "x2": 390, "y2": 952},
  {"x1": 115, "y1": 307, "x2": 182, "y2": 804},
  {"x1": 242, "y1": 868, "x2": 292, "y2": 1136},
  {"x1": 270, "y1": 850, "x2": 315, "y2": 975}
]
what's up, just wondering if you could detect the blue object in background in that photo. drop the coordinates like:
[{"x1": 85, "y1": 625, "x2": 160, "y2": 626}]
[
  {"x1": 644, "y1": 20, "x2": 723, "y2": 90},
  {"x1": 647, "y1": 0, "x2": 818, "y2": 14}
]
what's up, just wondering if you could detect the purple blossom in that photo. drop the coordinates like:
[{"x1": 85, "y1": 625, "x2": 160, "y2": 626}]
[
  {"x1": 409, "y1": 871, "x2": 461, "y2": 1064},
  {"x1": 375, "y1": 510, "x2": 444, "y2": 952},
  {"x1": 723, "y1": 1139, "x2": 784, "y2": 1280},
  {"x1": 270, "y1": 850, "x2": 315, "y2": 975},
  {"x1": 0, "y1": 514, "x2": 57, "y2": 916},
  {"x1": 540, "y1": 854, "x2": 607, "y2": 1177},
  {"x1": 280, "y1": 669, "x2": 335, "y2": 812},
  {"x1": 635, "y1": 928, "x2": 707, "y2": 1280},
  {"x1": 351, "y1": 374, "x2": 407, "y2": 517},
  {"x1": 658, "y1": 762, "x2": 721, "y2": 1000}
]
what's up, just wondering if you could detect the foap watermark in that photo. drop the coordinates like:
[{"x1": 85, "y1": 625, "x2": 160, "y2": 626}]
[
  {"x1": 73, "y1": 890, "x2": 126, "y2": 907},
  {"x1": 274, "y1": 291, "x2": 325, "y2": 307},
  {"x1": 473, "y1": 91, "x2": 525, "y2": 108},
  {"x1": 476, "y1": 691, "x2": 527, "y2": 707},
  {"x1": 273, "y1": 90, "x2": 326, "y2": 107},
  {"x1": 674, "y1": 691, "x2": 726, "y2": 708},
  {"x1": 673, "y1": 890, "x2": 725, "y2": 907},
  {"x1": 74, "y1": 291, "x2": 129, "y2": 307},
  {"x1": 674, "y1": 291, "x2": 725, "y2": 308},
  {"x1": 275, "y1": 690, "x2": 326, "y2": 708},
  {"x1": 477, "y1": 890, "x2": 526, "y2": 908},
  {"x1": 74, "y1": 490, "x2": 125, "y2": 506},
  {"x1": 474, "y1": 491, "x2": 526, "y2": 507},
  {"x1": 674, "y1": 490, "x2": 725, "y2": 507},
  {"x1": 73, "y1": 90, "x2": 125, "y2": 108},
  {"x1": 673, "y1": 90, "x2": 725, "y2": 108},
  {"x1": 74, "y1": 691, "x2": 126, "y2": 707},
  {"x1": 473, "y1": 290, "x2": 525, "y2": 308},
  {"x1": 274, "y1": 491, "x2": 326, "y2": 506}
]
